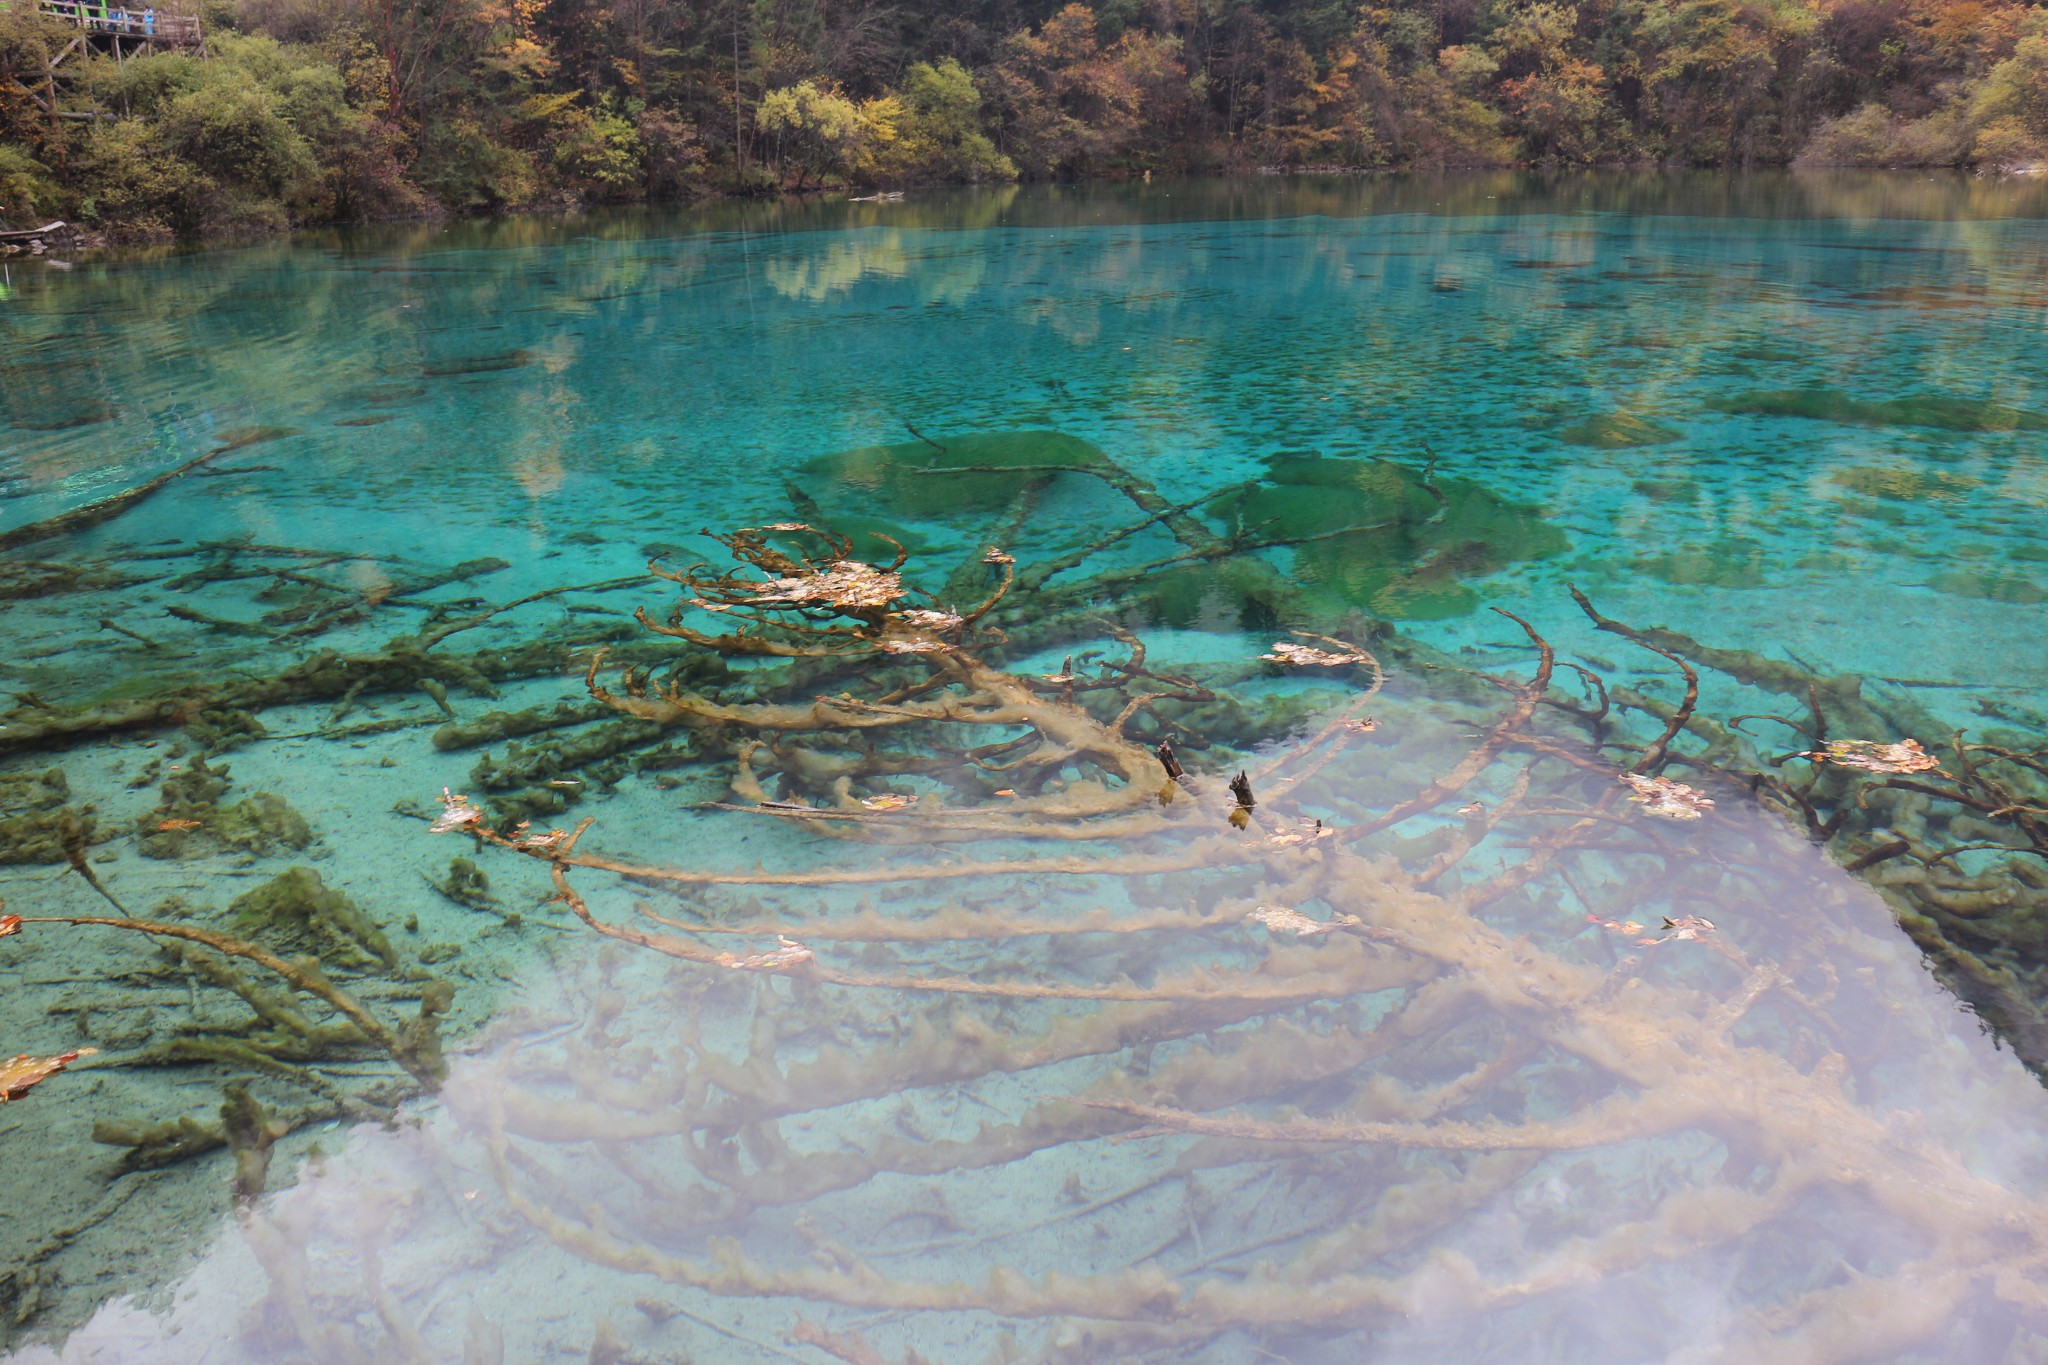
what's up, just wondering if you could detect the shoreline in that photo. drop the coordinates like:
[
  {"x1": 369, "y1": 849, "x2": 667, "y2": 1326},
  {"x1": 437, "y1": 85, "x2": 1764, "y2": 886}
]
[{"x1": 10, "y1": 162, "x2": 2046, "y2": 259}]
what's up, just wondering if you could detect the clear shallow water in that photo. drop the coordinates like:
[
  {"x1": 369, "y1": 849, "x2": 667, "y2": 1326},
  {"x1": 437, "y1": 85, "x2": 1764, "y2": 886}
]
[{"x1": 2, "y1": 172, "x2": 2048, "y2": 1363}]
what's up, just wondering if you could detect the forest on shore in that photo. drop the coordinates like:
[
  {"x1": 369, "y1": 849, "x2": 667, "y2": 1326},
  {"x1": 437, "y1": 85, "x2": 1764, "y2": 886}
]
[{"x1": 2, "y1": 0, "x2": 2047, "y2": 240}]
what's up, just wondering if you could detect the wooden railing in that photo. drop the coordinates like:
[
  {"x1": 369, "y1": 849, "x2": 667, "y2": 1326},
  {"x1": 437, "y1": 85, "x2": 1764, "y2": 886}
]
[{"x1": 35, "y1": 0, "x2": 201, "y2": 46}]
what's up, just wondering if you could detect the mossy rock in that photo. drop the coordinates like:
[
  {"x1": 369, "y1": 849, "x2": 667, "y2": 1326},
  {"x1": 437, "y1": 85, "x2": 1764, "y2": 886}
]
[
  {"x1": 1709, "y1": 388, "x2": 2048, "y2": 433},
  {"x1": 1827, "y1": 466, "x2": 1982, "y2": 503},
  {"x1": 798, "y1": 430, "x2": 1112, "y2": 520},
  {"x1": 1559, "y1": 412, "x2": 1683, "y2": 449},
  {"x1": 230, "y1": 866, "x2": 396, "y2": 971}
]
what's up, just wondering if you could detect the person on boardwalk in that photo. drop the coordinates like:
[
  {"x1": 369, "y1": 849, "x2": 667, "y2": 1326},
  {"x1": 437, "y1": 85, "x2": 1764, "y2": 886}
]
[{"x1": 142, "y1": 5, "x2": 153, "y2": 32}]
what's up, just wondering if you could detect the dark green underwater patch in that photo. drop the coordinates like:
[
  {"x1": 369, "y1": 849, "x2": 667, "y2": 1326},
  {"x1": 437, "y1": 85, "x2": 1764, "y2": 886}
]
[
  {"x1": 1559, "y1": 412, "x2": 1683, "y2": 448},
  {"x1": 799, "y1": 429, "x2": 1111, "y2": 520},
  {"x1": 1709, "y1": 388, "x2": 2048, "y2": 433}
]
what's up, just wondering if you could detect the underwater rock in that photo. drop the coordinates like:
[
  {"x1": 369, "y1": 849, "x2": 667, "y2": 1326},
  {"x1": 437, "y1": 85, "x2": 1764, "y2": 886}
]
[
  {"x1": 1558, "y1": 412, "x2": 1683, "y2": 448},
  {"x1": 229, "y1": 867, "x2": 396, "y2": 971},
  {"x1": 798, "y1": 429, "x2": 1111, "y2": 520},
  {"x1": 1709, "y1": 388, "x2": 2048, "y2": 432}
]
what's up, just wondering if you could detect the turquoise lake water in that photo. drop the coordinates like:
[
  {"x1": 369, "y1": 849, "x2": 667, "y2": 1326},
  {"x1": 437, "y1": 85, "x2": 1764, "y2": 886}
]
[{"x1": 4, "y1": 172, "x2": 2048, "y2": 1363}]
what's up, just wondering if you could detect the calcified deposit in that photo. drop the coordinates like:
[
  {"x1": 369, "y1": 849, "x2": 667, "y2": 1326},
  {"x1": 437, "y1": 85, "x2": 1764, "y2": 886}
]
[{"x1": 400, "y1": 520, "x2": 2048, "y2": 1365}]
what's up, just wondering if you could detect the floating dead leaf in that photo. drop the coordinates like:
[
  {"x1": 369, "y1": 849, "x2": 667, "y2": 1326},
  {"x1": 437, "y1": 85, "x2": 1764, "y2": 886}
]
[
  {"x1": 0, "y1": 914, "x2": 19, "y2": 939},
  {"x1": 858, "y1": 794, "x2": 918, "y2": 811},
  {"x1": 429, "y1": 787, "x2": 483, "y2": 833},
  {"x1": 1262, "y1": 641, "x2": 1368, "y2": 667},
  {"x1": 1247, "y1": 906, "x2": 1359, "y2": 936},
  {"x1": 511, "y1": 822, "x2": 568, "y2": 851},
  {"x1": 900, "y1": 609, "x2": 963, "y2": 632},
  {"x1": 879, "y1": 637, "x2": 947, "y2": 655},
  {"x1": 1585, "y1": 913, "x2": 1647, "y2": 938},
  {"x1": 1808, "y1": 739, "x2": 1942, "y2": 775},
  {"x1": 716, "y1": 937, "x2": 814, "y2": 972},
  {"x1": 1654, "y1": 914, "x2": 1717, "y2": 944},
  {"x1": 1342, "y1": 717, "x2": 1379, "y2": 733},
  {"x1": 1, "y1": 1048, "x2": 96, "y2": 1102},
  {"x1": 1619, "y1": 773, "x2": 1713, "y2": 820},
  {"x1": 1266, "y1": 819, "x2": 1335, "y2": 848},
  {"x1": 993, "y1": 788, "x2": 1018, "y2": 798},
  {"x1": 156, "y1": 818, "x2": 204, "y2": 831},
  {"x1": 751, "y1": 561, "x2": 904, "y2": 612},
  {"x1": 1457, "y1": 801, "x2": 1485, "y2": 816}
]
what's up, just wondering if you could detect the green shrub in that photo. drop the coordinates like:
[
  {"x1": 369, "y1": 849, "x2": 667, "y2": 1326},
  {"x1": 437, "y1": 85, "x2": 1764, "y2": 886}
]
[{"x1": 0, "y1": 144, "x2": 58, "y2": 222}]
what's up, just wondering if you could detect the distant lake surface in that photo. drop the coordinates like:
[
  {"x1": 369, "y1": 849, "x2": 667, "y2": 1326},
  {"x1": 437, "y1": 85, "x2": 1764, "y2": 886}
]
[{"x1": 5, "y1": 172, "x2": 2048, "y2": 1364}]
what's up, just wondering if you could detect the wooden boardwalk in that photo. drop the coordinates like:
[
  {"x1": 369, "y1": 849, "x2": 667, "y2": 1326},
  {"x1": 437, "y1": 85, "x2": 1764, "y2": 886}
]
[
  {"x1": 32, "y1": 0, "x2": 202, "y2": 53},
  {"x1": 0, "y1": 0, "x2": 201, "y2": 128}
]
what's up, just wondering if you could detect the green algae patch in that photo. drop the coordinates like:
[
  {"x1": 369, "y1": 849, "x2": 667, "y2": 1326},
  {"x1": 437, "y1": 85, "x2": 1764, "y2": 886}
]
[
  {"x1": 420, "y1": 350, "x2": 533, "y2": 377},
  {"x1": 1206, "y1": 455, "x2": 1567, "y2": 621},
  {"x1": 1632, "y1": 539, "x2": 1772, "y2": 589},
  {"x1": 1925, "y1": 569, "x2": 2048, "y2": 605},
  {"x1": 138, "y1": 757, "x2": 314, "y2": 859},
  {"x1": 230, "y1": 866, "x2": 397, "y2": 970},
  {"x1": 1828, "y1": 466, "x2": 1982, "y2": 502},
  {"x1": 1123, "y1": 559, "x2": 1316, "y2": 632},
  {"x1": 1559, "y1": 412, "x2": 1683, "y2": 448},
  {"x1": 799, "y1": 430, "x2": 1111, "y2": 519},
  {"x1": 1631, "y1": 478, "x2": 1699, "y2": 503},
  {"x1": 1709, "y1": 388, "x2": 2048, "y2": 433}
]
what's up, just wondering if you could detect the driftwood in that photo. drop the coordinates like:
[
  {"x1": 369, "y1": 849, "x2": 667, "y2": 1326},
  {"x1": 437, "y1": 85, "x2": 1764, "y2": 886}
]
[
  {"x1": 0, "y1": 427, "x2": 296, "y2": 554},
  {"x1": 0, "y1": 221, "x2": 75, "y2": 246}
]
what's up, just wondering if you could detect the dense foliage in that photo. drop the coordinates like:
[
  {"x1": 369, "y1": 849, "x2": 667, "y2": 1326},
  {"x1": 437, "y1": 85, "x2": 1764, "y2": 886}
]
[{"x1": 1, "y1": 0, "x2": 2046, "y2": 237}]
